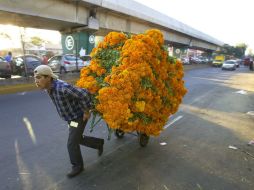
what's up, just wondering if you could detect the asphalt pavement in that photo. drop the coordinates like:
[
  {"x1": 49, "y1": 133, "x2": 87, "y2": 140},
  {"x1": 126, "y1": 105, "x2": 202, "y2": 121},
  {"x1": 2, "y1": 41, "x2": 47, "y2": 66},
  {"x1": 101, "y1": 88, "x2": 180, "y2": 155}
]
[{"x1": 0, "y1": 65, "x2": 253, "y2": 190}]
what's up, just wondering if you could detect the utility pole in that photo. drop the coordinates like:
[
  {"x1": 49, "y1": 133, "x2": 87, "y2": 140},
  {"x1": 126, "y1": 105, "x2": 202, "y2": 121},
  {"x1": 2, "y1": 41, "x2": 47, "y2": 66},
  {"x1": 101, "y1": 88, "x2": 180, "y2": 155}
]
[{"x1": 20, "y1": 27, "x2": 28, "y2": 77}]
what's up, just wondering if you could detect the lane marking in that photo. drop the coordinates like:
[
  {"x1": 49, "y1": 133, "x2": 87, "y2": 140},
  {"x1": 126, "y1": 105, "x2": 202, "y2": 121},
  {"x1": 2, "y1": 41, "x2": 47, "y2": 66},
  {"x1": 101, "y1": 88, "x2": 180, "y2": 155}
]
[
  {"x1": 23, "y1": 117, "x2": 37, "y2": 145},
  {"x1": 164, "y1": 115, "x2": 183, "y2": 129},
  {"x1": 247, "y1": 111, "x2": 254, "y2": 116},
  {"x1": 235, "y1": 90, "x2": 247, "y2": 95},
  {"x1": 189, "y1": 89, "x2": 214, "y2": 105},
  {"x1": 18, "y1": 92, "x2": 26, "y2": 95}
]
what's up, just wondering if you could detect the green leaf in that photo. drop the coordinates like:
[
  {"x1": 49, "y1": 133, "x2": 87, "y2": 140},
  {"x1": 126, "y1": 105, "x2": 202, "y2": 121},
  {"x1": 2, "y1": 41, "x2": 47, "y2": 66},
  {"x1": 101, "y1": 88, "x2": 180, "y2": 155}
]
[{"x1": 128, "y1": 112, "x2": 152, "y2": 125}]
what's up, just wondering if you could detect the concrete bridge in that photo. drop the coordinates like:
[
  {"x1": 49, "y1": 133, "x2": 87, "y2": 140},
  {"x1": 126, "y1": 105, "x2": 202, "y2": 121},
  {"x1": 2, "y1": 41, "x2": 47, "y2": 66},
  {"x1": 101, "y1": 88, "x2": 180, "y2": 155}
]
[{"x1": 0, "y1": 0, "x2": 223, "y2": 54}]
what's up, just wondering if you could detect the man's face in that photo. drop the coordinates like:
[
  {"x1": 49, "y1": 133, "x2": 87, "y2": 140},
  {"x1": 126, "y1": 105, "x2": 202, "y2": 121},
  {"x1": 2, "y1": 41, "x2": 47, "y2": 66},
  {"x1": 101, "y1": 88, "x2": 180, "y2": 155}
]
[{"x1": 34, "y1": 74, "x2": 51, "y2": 90}]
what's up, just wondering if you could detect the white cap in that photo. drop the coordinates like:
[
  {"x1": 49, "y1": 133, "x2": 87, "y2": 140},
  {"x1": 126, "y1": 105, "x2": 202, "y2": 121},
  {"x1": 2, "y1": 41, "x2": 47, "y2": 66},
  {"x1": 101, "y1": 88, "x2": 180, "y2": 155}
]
[{"x1": 34, "y1": 65, "x2": 58, "y2": 79}]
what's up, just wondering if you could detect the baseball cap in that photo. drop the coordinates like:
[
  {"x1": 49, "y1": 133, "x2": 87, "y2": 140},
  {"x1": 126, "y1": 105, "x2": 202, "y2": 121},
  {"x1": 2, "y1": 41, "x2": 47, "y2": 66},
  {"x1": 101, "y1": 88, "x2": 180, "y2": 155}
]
[{"x1": 34, "y1": 65, "x2": 58, "y2": 79}]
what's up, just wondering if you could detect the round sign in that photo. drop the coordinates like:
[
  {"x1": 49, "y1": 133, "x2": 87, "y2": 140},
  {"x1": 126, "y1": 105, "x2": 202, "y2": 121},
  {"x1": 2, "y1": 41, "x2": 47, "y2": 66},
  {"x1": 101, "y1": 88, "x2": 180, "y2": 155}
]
[
  {"x1": 175, "y1": 49, "x2": 180, "y2": 54},
  {"x1": 65, "y1": 35, "x2": 74, "y2": 50},
  {"x1": 89, "y1": 35, "x2": 95, "y2": 44}
]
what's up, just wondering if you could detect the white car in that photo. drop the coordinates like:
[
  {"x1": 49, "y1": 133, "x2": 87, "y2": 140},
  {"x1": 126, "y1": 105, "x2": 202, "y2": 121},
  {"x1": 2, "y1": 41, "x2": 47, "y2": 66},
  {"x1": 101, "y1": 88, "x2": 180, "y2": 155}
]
[
  {"x1": 48, "y1": 54, "x2": 90, "y2": 73},
  {"x1": 221, "y1": 60, "x2": 236, "y2": 70}
]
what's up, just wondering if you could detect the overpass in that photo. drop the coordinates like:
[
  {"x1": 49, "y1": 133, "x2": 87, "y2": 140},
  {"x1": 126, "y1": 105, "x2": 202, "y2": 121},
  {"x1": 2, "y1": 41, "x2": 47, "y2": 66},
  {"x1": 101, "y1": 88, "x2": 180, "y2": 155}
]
[{"x1": 0, "y1": 0, "x2": 223, "y2": 54}]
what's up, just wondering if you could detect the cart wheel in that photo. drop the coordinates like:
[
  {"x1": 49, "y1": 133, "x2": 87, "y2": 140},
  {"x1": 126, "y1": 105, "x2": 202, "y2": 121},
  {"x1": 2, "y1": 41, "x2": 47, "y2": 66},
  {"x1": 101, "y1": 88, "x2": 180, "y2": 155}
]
[
  {"x1": 115, "y1": 129, "x2": 125, "y2": 138},
  {"x1": 138, "y1": 133, "x2": 149, "y2": 147}
]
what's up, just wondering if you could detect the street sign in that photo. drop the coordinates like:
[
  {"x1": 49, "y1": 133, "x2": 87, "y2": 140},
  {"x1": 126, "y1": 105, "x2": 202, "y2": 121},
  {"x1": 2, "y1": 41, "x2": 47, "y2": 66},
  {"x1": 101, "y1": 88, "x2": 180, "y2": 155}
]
[
  {"x1": 89, "y1": 35, "x2": 95, "y2": 44},
  {"x1": 65, "y1": 35, "x2": 74, "y2": 50}
]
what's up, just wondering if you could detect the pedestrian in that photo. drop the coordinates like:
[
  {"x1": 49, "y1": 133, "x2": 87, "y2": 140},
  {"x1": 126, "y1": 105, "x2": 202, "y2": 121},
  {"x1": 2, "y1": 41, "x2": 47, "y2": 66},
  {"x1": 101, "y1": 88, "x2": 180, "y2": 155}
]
[
  {"x1": 33, "y1": 65, "x2": 104, "y2": 178},
  {"x1": 4, "y1": 51, "x2": 12, "y2": 63},
  {"x1": 42, "y1": 55, "x2": 48, "y2": 65},
  {"x1": 249, "y1": 60, "x2": 253, "y2": 71}
]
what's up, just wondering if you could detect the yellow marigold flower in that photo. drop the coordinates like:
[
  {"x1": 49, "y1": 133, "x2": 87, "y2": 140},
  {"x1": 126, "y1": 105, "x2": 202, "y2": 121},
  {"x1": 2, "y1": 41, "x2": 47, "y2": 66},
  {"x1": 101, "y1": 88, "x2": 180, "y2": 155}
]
[{"x1": 135, "y1": 101, "x2": 146, "y2": 112}]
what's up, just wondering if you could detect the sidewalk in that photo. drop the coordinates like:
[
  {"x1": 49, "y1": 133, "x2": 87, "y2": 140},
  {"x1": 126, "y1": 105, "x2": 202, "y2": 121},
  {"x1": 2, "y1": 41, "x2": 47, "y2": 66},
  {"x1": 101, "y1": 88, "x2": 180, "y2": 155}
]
[{"x1": 0, "y1": 64, "x2": 210, "y2": 95}]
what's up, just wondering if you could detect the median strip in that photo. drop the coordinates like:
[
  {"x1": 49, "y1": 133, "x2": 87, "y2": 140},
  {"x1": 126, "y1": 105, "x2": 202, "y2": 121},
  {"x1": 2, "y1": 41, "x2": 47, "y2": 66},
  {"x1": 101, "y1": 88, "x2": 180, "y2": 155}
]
[{"x1": 0, "y1": 78, "x2": 78, "y2": 95}]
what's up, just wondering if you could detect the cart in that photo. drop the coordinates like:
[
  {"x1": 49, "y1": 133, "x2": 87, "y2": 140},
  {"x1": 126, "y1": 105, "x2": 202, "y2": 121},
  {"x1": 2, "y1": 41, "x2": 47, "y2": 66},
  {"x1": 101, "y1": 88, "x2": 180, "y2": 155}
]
[
  {"x1": 90, "y1": 114, "x2": 150, "y2": 147},
  {"x1": 114, "y1": 129, "x2": 150, "y2": 147}
]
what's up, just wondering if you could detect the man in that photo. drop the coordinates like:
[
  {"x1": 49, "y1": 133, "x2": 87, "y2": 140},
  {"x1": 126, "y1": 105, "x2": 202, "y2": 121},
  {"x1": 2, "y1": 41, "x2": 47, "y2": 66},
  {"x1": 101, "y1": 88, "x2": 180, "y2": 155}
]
[
  {"x1": 42, "y1": 55, "x2": 48, "y2": 65},
  {"x1": 4, "y1": 51, "x2": 12, "y2": 63},
  {"x1": 34, "y1": 65, "x2": 104, "y2": 178}
]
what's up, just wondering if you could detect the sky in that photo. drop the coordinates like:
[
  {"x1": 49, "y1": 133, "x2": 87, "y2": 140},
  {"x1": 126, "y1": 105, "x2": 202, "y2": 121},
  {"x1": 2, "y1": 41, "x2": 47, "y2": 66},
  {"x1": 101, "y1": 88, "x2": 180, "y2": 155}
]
[
  {"x1": 135, "y1": 0, "x2": 254, "y2": 52},
  {"x1": 0, "y1": 25, "x2": 61, "y2": 50},
  {"x1": 0, "y1": 0, "x2": 253, "y2": 52}
]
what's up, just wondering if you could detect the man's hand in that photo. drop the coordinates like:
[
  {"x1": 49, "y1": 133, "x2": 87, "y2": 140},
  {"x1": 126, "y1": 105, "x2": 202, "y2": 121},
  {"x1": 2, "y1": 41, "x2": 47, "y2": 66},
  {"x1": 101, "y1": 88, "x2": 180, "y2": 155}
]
[{"x1": 83, "y1": 111, "x2": 91, "y2": 121}]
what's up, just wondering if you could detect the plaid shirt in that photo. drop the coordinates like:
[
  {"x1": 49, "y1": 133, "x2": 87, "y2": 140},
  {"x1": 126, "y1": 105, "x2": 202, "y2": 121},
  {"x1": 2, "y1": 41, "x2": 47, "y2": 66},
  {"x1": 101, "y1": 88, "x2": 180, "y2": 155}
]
[{"x1": 48, "y1": 79, "x2": 92, "y2": 121}]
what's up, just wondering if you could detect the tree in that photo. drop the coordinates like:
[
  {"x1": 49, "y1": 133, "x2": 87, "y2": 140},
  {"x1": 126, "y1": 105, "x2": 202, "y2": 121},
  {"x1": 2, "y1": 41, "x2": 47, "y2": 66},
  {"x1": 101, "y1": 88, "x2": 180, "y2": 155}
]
[
  {"x1": 235, "y1": 43, "x2": 247, "y2": 58},
  {"x1": 216, "y1": 43, "x2": 247, "y2": 58},
  {"x1": 217, "y1": 44, "x2": 234, "y2": 55}
]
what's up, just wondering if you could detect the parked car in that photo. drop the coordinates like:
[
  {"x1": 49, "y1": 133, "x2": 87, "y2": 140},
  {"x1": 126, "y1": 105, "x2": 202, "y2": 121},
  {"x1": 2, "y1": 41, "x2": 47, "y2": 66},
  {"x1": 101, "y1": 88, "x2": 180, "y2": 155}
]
[
  {"x1": 12, "y1": 55, "x2": 42, "y2": 76},
  {"x1": 80, "y1": 55, "x2": 91, "y2": 66},
  {"x1": 221, "y1": 60, "x2": 236, "y2": 70},
  {"x1": 190, "y1": 56, "x2": 202, "y2": 64},
  {"x1": 0, "y1": 56, "x2": 12, "y2": 79},
  {"x1": 180, "y1": 57, "x2": 190, "y2": 65},
  {"x1": 48, "y1": 54, "x2": 90, "y2": 73}
]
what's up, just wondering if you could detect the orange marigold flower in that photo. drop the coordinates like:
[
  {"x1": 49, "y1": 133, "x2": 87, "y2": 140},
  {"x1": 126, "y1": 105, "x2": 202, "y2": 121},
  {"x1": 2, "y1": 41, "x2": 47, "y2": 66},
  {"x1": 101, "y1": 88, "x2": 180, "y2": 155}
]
[{"x1": 76, "y1": 29, "x2": 187, "y2": 136}]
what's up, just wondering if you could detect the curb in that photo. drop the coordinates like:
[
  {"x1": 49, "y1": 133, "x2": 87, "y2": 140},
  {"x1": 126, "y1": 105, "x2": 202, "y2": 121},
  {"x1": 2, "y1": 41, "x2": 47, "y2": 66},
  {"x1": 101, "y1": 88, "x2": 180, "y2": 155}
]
[{"x1": 0, "y1": 64, "x2": 210, "y2": 95}]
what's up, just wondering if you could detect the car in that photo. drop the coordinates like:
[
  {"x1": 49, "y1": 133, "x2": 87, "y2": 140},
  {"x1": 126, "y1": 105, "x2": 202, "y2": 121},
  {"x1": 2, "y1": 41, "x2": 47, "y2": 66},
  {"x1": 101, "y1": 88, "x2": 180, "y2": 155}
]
[
  {"x1": 48, "y1": 54, "x2": 90, "y2": 73},
  {"x1": 242, "y1": 57, "x2": 252, "y2": 66},
  {"x1": 0, "y1": 56, "x2": 12, "y2": 79},
  {"x1": 221, "y1": 60, "x2": 236, "y2": 70},
  {"x1": 180, "y1": 57, "x2": 190, "y2": 65},
  {"x1": 190, "y1": 56, "x2": 202, "y2": 64},
  {"x1": 235, "y1": 59, "x2": 240, "y2": 68},
  {"x1": 12, "y1": 55, "x2": 42, "y2": 76},
  {"x1": 80, "y1": 55, "x2": 91, "y2": 66}
]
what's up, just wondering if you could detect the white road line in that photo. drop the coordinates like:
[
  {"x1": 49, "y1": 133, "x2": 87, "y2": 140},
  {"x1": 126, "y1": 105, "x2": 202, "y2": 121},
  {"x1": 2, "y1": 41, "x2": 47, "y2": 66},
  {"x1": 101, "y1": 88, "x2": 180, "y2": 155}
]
[
  {"x1": 18, "y1": 92, "x2": 26, "y2": 95},
  {"x1": 247, "y1": 111, "x2": 254, "y2": 116},
  {"x1": 235, "y1": 90, "x2": 247, "y2": 95},
  {"x1": 164, "y1": 115, "x2": 183, "y2": 129},
  {"x1": 189, "y1": 89, "x2": 214, "y2": 105}
]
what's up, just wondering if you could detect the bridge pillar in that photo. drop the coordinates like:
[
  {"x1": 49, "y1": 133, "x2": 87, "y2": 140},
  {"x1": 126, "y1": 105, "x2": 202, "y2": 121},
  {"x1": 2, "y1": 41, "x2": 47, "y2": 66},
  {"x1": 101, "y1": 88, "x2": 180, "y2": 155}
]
[{"x1": 61, "y1": 31, "x2": 95, "y2": 56}]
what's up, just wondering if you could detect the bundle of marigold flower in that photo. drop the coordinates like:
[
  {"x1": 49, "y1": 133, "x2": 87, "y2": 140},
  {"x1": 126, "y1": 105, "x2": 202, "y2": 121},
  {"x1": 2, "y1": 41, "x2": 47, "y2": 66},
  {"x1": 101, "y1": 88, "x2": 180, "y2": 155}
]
[{"x1": 76, "y1": 29, "x2": 187, "y2": 136}]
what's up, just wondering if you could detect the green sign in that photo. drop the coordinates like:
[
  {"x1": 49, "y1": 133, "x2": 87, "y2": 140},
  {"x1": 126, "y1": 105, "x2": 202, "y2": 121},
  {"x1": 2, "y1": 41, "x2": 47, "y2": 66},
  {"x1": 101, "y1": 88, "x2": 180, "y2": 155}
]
[
  {"x1": 61, "y1": 32, "x2": 95, "y2": 56},
  {"x1": 173, "y1": 47, "x2": 188, "y2": 58}
]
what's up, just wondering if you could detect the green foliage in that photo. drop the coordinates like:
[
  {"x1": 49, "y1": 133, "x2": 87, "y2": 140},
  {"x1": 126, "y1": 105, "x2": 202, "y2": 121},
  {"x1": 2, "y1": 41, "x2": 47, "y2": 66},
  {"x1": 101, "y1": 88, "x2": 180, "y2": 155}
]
[
  {"x1": 141, "y1": 77, "x2": 153, "y2": 89},
  {"x1": 217, "y1": 43, "x2": 248, "y2": 58},
  {"x1": 167, "y1": 55, "x2": 176, "y2": 64},
  {"x1": 235, "y1": 43, "x2": 247, "y2": 58},
  {"x1": 128, "y1": 112, "x2": 152, "y2": 124},
  {"x1": 94, "y1": 48, "x2": 120, "y2": 73}
]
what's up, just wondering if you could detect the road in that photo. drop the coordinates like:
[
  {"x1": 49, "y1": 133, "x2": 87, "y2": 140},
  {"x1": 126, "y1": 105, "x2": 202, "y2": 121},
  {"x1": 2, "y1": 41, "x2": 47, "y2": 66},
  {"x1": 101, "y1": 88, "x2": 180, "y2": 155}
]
[{"x1": 0, "y1": 66, "x2": 254, "y2": 190}]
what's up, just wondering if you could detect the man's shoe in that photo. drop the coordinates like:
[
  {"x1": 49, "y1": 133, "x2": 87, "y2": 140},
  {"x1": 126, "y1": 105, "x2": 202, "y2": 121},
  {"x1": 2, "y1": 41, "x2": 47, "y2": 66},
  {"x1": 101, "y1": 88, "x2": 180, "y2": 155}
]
[
  {"x1": 98, "y1": 144, "x2": 104, "y2": 156},
  {"x1": 67, "y1": 166, "x2": 84, "y2": 178}
]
